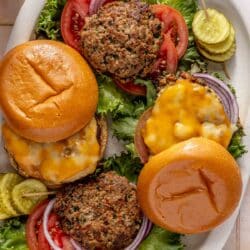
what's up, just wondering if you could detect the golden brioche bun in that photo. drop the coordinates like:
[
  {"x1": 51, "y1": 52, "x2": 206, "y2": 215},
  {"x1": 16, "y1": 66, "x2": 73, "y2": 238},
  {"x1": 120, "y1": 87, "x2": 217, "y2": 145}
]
[
  {"x1": 0, "y1": 40, "x2": 98, "y2": 142},
  {"x1": 137, "y1": 137, "x2": 242, "y2": 234}
]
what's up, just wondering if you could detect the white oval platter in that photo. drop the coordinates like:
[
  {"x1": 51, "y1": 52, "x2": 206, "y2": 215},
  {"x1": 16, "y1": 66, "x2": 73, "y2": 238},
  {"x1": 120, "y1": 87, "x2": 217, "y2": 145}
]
[{"x1": 2, "y1": 0, "x2": 250, "y2": 249}]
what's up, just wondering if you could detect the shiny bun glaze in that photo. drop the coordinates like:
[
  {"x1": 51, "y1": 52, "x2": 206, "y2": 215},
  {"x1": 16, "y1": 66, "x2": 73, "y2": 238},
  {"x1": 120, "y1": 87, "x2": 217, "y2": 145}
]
[
  {"x1": 137, "y1": 137, "x2": 242, "y2": 234},
  {"x1": 0, "y1": 40, "x2": 98, "y2": 142}
]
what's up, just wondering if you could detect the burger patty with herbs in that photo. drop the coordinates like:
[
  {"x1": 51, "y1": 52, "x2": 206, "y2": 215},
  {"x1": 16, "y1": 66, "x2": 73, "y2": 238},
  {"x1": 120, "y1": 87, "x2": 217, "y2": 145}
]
[
  {"x1": 81, "y1": 0, "x2": 163, "y2": 79},
  {"x1": 53, "y1": 171, "x2": 142, "y2": 250}
]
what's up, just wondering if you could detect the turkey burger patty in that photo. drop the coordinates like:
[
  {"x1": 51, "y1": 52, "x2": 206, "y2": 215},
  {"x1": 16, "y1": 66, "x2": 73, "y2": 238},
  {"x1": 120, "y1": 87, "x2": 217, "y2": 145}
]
[
  {"x1": 81, "y1": 0, "x2": 163, "y2": 79},
  {"x1": 53, "y1": 171, "x2": 142, "y2": 250}
]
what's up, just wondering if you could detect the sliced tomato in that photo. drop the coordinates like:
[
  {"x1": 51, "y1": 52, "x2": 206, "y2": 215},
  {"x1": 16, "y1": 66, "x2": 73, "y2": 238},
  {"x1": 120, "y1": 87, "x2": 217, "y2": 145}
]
[
  {"x1": 38, "y1": 212, "x2": 73, "y2": 250},
  {"x1": 38, "y1": 222, "x2": 50, "y2": 250},
  {"x1": 61, "y1": 0, "x2": 90, "y2": 51},
  {"x1": 62, "y1": 236, "x2": 75, "y2": 250},
  {"x1": 151, "y1": 33, "x2": 178, "y2": 76},
  {"x1": 47, "y1": 213, "x2": 64, "y2": 248},
  {"x1": 26, "y1": 200, "x2": 49, "y2": 250},
  {"x1": 115, "y1": 80, "x2": 147, "y2": 96},
  {"x1": 134, "y1": 108, "x2": 152, "y2": 164},
  {"x1": 151, "y1": 4, "x2": 189, "y2": 59}
]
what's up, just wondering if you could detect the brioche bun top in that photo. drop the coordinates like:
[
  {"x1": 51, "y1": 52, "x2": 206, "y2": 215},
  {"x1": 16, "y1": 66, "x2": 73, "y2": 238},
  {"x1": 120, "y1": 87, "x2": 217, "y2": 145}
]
[
  {"x1": 0, "y1": 40, "x2": 98, "y2": 142},
  {"x1": 137, "y1": 137, "x2": 242, "y2": 234}
]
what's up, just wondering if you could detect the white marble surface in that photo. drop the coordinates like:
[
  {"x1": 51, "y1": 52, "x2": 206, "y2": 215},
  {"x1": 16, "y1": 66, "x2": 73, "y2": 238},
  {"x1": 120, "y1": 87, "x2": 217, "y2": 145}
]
[{"x1": 0, "y1": 1, "x2": 249, "y2": 249}]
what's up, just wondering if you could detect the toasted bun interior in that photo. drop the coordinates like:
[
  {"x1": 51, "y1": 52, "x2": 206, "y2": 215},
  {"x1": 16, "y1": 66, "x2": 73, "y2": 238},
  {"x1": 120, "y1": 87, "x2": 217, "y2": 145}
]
[
  {"x1": 137, "y1": 137, "x2": 242, "y2": 234},
  {"x1": 0, "y1": 40, "x2": 98, "y2": 142}
]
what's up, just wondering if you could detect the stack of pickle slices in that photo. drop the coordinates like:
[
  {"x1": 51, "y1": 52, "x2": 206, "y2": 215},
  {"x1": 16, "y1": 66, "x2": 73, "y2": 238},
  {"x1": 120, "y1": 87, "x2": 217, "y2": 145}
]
[
  {"x1": 192, "y1": 8, "x2": 236, "y2": 62},
  {"x1": 0, "y1": 173, "x2": 47, "y2": 219}
]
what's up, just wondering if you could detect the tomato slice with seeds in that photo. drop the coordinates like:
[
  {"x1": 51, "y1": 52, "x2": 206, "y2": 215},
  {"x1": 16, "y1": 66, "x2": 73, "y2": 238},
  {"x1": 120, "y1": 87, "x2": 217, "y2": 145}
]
[
  {"x1": 151, "y1": 4, "x2": 189, "y2": 59},
  {"x1": 26, "y1": 200, "x2": 49, "y2": 250},
  {"x1": 159, "y1": 33, "x2": 178, "y2": 73},
  {"x1": 37, "y1": 221, "x2": 50, "y2": 250},
  {"x1": 61, "y1": 0, "x2": 90, "y2": 51},
  {"x1": 115, "y1": 80, "x2": 147, "y2": 96},
  {"x1": 38, "y1": 213, "x2": 68, "y2": 249},
  {"x1": 26, "y1": 200, "x2": 73, "y2": 250},
  {"x1": 151, "y1": 34, "x2": 178, "y2": 76}
]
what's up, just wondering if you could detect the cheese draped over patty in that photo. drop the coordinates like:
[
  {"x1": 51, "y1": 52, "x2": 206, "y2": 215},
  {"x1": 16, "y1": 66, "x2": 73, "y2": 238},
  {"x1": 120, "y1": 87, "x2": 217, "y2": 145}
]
[
  {"x1": 2, "y1": 118, "x2": 100, "y2": 185},
  {"x1": 142, "y1": 79, "x2": 234, "y2": 154}
]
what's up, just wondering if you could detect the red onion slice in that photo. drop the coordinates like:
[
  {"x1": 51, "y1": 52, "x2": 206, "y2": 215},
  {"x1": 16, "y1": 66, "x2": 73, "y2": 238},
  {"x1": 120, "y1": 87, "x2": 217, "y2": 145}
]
[
  {"x1": 125, "y1": 215, "x2": 152, "y2": 250},
  {"x1": 193, "y1": 73, "x2": 239, "y2": 124},
  {"x1": 70, "y1": 238, "x2": 82, "y2": 250},
  {"x1": 89, "y1": 0, "x2": 107, "y2": 15},
  {"x1": 43, "y1": 199, "x2": 62, "y2": 250},
  {"x1": 43, "y1": 199, "x2": 152, "y2": 250}
]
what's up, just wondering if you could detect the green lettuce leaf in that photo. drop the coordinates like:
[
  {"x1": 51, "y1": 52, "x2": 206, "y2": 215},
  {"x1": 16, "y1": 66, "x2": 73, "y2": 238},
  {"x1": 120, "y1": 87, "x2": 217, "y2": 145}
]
[
  {"x1": 135, "y1": 79, "x2": 157, "y2": 107},
  {"x1": 97, "y1": 74, "x2": 135, "y2": 117},
  {"x1": 35, "y1": 0, "x2": 66, "y2": 40},
  {"x1": 228, "y1": 127, "x2": 247, "y2": 159},
  {"x1": 101, "y1": 152, "x2": 143, "y2": 183},
  {"x1": 97, "y1": 74, "x2": 156, "y2": 118},
  {"x1": 139, "y1": 226, "x2": 184, "y2": 250},
  {"x1": 0, "y1": 218, "x2": 27, "y2": 250},
  {"x1": 111, "y1": 117, "x2": 138, "y2": 141},
  {"x1": 179, "y1": 35, "x2": 207, "y2": 72},
  {"x1": 97, "y1": 74, "x2": 156, "y2": 143},
  {"x1": 125, "y1": 143, "x2": 139, "y2": 158}
]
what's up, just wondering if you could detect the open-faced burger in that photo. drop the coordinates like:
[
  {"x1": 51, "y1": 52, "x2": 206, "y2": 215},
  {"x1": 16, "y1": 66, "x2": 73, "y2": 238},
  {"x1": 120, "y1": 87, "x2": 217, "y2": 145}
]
[
  {"x1": 135, "y1": 73, "x2": 239, "y2": 163},
  {"x1": 0, "y1": 40, "x2": 108, "y2": 187},
  {"x1": 71, "y1": 0, "x2": 189, "y2": 95},
  {"x1": 54, "y1": 171, "x2": 142, "y2": 249},
  {"x1": 81, "y1": 0, "x2": 163, "y2": 79},
  {"x1": 27, "y1": 172, "x2": 152, "y2": 250}
]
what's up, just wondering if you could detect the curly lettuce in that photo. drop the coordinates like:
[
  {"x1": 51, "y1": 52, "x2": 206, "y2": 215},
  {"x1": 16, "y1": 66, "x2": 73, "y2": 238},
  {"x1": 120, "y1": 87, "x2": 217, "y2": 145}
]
[
  {"x1": 0, "y1": 218, "x2": 27, "y2": 250},
  {"x1": 97, "y1": 74, "x2": 135, "y2": 117},
  {"x1": 35, "y1": 0, "x2": 66, "y2": 40},
  {"x1": 228, "y1": 127, "x2": 247, "y2": 159},
  {"x1": 100, "y1": 152, "x2": 143, "y2": 183},
  {"x1": 139, "y1": 226, "x2": 184, "y2": 250},
  {"x1": 97, "y1": 74, "x2": 156, "y2": 146}
]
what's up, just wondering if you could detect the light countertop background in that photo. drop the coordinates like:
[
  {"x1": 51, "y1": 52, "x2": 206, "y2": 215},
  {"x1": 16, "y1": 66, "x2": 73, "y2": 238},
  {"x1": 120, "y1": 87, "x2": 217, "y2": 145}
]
[{"x1": 0, "y1": 1, "x2": 249, "y2": 249}]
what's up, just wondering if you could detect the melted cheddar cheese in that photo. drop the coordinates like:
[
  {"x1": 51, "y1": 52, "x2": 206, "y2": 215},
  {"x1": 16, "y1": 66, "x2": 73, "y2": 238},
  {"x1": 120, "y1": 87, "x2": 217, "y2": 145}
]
[
  {"x1": 2, "y1": 118, "x2": 100, "y2": 184},
  {"x1": 142, "y1": 79, "x2": 234, "y2": 155}
]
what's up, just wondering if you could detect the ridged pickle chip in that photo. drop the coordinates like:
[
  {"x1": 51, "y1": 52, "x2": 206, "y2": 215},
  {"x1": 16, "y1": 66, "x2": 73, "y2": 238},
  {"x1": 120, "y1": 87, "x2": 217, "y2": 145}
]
[
  {"x1": 0, "y1": 173, "x2": 23, "y2": 216},
  {"x1": 198, "y1": 24, "x2": 235, "y2": 54},
  {"x1": 12, "y1": 179, "x2": 48, "y2": 214},
  {"x1": 197, "y1": 42, "x2": 236, "y2": 62},
  {"x1": 0, "y1": 212, "x2": 11, "y2": 220},
  {"x1": 0, "y1": 174, "x2": 10, "y2": 219},
  {"x1": 192, "y1": 8, "x2": 230, "y2": 44}
]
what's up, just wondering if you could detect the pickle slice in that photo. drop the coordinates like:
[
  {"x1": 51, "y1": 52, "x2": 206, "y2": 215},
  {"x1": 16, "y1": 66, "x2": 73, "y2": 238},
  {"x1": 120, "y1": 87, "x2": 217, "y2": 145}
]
[
  {"x1": 0, "y1": 212, "x2": 11, "y2": 220},
  {"x1": 0, "y1": 174, "x2": 9, "y2": 218},
  {"x1": 12, "y1": 179, "x2": 48, "y2": 214},
  {"x1": 198, "y1": 24, "x2": 235, "y2": 54},
  {"x1": 0, "y1": 173, "x2": 23, "y2": 216},
  {"x1": 192, "y1": 8, "x2": 230, "y2": 44},
  {"x1": 197, "y1": 42, "x2": 236, "y2": 62}
]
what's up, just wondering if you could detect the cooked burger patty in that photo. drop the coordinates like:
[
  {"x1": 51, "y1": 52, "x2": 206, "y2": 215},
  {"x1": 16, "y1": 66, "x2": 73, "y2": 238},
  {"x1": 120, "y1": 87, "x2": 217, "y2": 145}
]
[
  {"x1": 53, "y1": 171, "x2": 142, "y2": 249},
  {"x1": 81, "y1": 0, "x2": 162, "y2": 79}
]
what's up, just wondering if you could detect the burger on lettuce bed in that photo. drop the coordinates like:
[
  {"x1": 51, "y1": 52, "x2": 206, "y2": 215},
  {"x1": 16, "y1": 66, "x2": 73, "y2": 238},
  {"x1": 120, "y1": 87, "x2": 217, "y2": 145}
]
[{"x1": 0, "y1": 0, "x2": 246, "y2": 249}]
